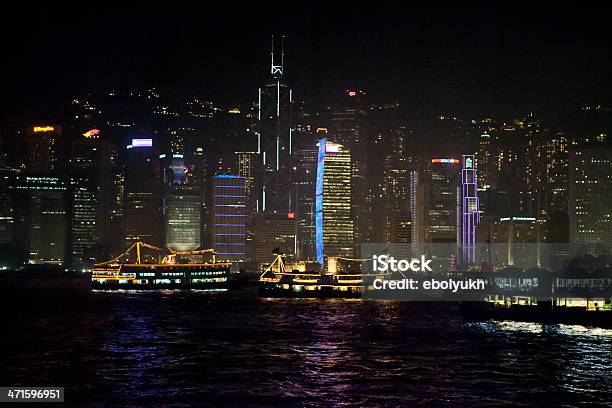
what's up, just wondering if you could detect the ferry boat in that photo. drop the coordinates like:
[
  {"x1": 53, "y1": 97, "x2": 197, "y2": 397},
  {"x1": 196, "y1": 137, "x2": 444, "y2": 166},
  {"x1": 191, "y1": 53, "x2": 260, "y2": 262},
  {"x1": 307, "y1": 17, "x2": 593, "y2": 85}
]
[
  {"x1": 91, "y1": 241, "x2": 233, "y2": 289},
  {"x1": 258, "y1": 255, "x2": 380, "y2": 298}
]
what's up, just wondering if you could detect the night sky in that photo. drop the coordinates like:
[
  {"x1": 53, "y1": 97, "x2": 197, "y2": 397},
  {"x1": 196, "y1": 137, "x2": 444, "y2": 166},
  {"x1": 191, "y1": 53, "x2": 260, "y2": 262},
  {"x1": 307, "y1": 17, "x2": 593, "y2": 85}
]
[{"x1": 3, "y1": 3, "x2": 612, "y2": 122}]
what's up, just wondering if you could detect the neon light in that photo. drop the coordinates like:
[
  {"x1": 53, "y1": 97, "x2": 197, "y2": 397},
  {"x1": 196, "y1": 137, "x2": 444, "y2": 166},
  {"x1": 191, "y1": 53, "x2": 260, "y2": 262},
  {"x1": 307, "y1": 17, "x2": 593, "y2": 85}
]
[
  {"x1": 215, "y1": 204, "x2": 246, "y2": 208},
  {"x1": 432, "y1": 158, "x2": 459, "y2": 164},
  {"x1": 33, "y1": 126, "x2": 55, "y2": 133},
  {"x1": 315, "y1": 138, "x2": 326, "y2": 265},
  {"x1": 83, "y1": 129, "x2": 100, "y2": 138},
  {"x1": 288, "y1": 213, "x2": 295, "y2": 219},
  {"x1": 215, "y1": 175, "x2": 244, "y2": 179},
  {"x1": 348, "y1": 90, "x2": 357, "y2": 97},
  {"x1": 132, "y1": 138, "x2": 152, "y2": 147},
  {"x1": 276, "y1": 136, "x2": 280, "y2": 170}
]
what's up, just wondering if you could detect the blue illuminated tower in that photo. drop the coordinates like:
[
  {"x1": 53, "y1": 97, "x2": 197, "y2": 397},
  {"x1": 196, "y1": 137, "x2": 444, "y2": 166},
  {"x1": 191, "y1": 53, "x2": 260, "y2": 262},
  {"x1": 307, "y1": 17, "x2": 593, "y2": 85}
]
[
  {"x1": 460, "y1": 154, "x2": 480, "y2": 264},
  {"x1": 315, "y1": 138, "x2": 353, "y2": 265},
  {"x1": 212, "y1": 175, "x2": 247, "y2": 262}
]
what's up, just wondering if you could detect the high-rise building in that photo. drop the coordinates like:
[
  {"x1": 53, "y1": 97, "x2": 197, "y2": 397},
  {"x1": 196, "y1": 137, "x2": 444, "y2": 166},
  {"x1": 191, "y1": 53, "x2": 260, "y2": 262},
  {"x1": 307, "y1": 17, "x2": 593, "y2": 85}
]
[
  {"x1": 69, "y1": 130, "x2": 115, "y2": 266},
  {"x1": 212, "y1": 175, "x2": 247, "y2": 262},
  {"x1": 413, "y1": 159, "x2": 461, "y2": 249},
  {"x1": 293, "y1": 148, "x2": 318, "y2": 260},
  {"x1": 569, "y1": 148, "x2": 612, "y2": 254},
  {"x1": 123, "y1": 139, "x2": 162, "y2": 250},
  {"x1": 253, "y1": 212, "x2": 296, "y2": 265},
  {"x1": 25, "y1": 125, "x2": 64, "y2": 174},
  {"x1": 315, "y1": 138, "x2": 353, "y2": 264},
  {"x1": 235, "y1": 151, "x2": 259, "y2": 214},
  {"x1": 257, "y1": 36, "x2": 294, "y2": 213},
  {"x1": 16, "y1": 176, "x2": 68, "y2": 265},
  {"x1": 459, "y1": 155, "x2": 481, "y2": 264}
]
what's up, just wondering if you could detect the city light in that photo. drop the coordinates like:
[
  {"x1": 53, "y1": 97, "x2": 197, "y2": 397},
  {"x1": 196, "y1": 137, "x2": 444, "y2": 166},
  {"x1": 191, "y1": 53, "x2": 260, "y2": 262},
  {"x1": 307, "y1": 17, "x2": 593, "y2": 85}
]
[
  {"x1": 33, "y1": 126, "x2": 55, "y2": 133},
  {"x1": 82, "y1": 129, "x2": 100, "y2": 138}
]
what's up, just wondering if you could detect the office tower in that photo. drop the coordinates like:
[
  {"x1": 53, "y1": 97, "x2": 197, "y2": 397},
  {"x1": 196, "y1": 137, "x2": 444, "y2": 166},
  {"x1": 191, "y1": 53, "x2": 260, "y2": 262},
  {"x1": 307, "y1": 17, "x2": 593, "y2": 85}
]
[
  {"x1": 0, "y1": 167, "x2": 27, "y2": 267},
  {"x1": 69, "y1": 129, "x2": 115, "y2": 266},
  {"x1": 123, "y1": 139, "x2": 162, "y2": 249},
  {"x1": 165, "y1": 154, "x2": 201, "y2": 251},
  {"x1": 315, "y1": 138, "x2": 353, "y2": 264},
  {"x1": 190, "y1": 146, "x2": 208, "y2": 247},
  {"x1": 293, "y1": 148, "x2": 318, "y2": 259},
  {"x1": 235, "y1": 151, "x2": 259, "y2": 214},
  {"x1": 413, "y1": 159, "x2": 460, "y2": 248},
  {"x1": 329, "y1": 90, "x2": 369, "y2": 255},
  {"x1": 459, "y1": 155, "x2": 481, "y2": 264},
  {"x1": 19, "y1": 176, "x2": 68, "y2": 265},
  {"x1": 257, "y1": 35, "x2": 294, "y2": 212},
  {"x1": 383, "y1": 131, "x2": 411, "y2": 244},
  {"x1": 253, "y1": 212, "x2": 297, "y2": 265},
  {"x1": 476, "y1": 131, "x2": 494, "y2": 189},
  {"x1": 569, "y1": 148, "x2": 612, "y2": 254},
  {"x1": 25, "y1": 125, "x2": 64, "y2": 174},
  {"x1": 212, "y1": 175, "x2": 246, "y2": 262}
]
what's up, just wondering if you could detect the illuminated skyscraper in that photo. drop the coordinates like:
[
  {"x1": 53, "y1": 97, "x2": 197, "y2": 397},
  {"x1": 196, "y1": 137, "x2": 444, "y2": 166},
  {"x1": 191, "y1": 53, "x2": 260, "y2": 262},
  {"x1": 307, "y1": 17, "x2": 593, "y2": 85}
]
[
  {"x1": 315, "y1": 138, "x2": 353, "y2": 264},
  {"x1": 70, "y1": 129, "x2": 115, "y2": 266},
  {"x1": 413, "y1": 159, "x2": 460, "y2": 248},
  {"x1": 212, "y1": 175, "x2": 246, "y2": 262},
  {"x1": 25, "y1": 125, "x2": 64, "y2": 174},
  {"x1": 257, "y1": 35, "x2": 294, "y2": 212},
  {"x1": 123, "y1": 139, "x2": 162, "y2": 249},
  {"x1": 293, "y1": 148, "x2": 317, "y2": 259},
  {"x1": 235, "y1": 151, "x2": 259, "y2": 214},
  {"x1": 569, "y1": 148, "x2": 612, "y2": 254},
  {"x1": 253, "y1": 212, "x2": 296, "y2": 265},
  {"x1": 459, "y1": 154, "x2": 480, "y2": 264}
]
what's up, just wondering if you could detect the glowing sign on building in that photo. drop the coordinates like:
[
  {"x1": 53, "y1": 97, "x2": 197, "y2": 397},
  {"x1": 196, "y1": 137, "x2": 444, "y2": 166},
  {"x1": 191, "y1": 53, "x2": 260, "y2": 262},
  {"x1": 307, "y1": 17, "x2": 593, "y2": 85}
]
[
  {"x1": 82, "y1": 129, "x2": 100, "y2": 138},
  {"x1": 33, "y1": 126, "x2": 55, "y2": 133},
  {"x1": 287, "y1": 212, "x2": 295, "y2": 219},
  {"x1": 131, "y1": 138, "x2": 153, "y2": 147},
  {"x1": 432, "y1": 158, "x2": 460, "y2": 164}
]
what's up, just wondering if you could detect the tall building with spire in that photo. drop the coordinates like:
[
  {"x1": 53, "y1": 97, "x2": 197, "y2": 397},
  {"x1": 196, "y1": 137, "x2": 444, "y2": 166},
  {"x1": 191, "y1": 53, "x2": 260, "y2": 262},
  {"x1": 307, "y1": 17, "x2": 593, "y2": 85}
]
[{"x1": 257, "y1": 35, "x2": 294, "y2": 213}]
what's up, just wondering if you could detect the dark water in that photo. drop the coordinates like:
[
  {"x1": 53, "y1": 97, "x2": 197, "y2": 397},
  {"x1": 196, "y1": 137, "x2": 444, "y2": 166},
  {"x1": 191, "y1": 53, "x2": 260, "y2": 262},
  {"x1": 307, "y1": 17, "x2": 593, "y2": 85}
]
[{"x1": 1, "y1": 280, "x2": 611, "y2": 407}]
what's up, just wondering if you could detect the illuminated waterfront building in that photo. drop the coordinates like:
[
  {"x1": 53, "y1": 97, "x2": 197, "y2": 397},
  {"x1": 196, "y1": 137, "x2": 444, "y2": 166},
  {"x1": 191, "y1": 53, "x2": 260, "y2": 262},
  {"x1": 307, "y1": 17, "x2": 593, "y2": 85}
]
[
  {"x1": 293, "y1": 148, "x2": 318, "y2": 260},
  {"x1": 315, "y1": 138, "x2": 353, "y2": 264},
  {"x1": 459, "y1": 155, "x2": 480, "y2": 264},
  {"x1": 569, "y1": 148, "x2": 612, "y2": 254},
  {"x1": 412, "y1": 159, "x2": 460, "y2": 249},
  {"x1": 235, "y1": 151, "x2": 259, "y2": 214},
  {"x1": 123, "y1": 139, "x2": 162, "y2": 249},
  {"x1": 25, "y1": 125, "x2": 64, "y2": 174},
  {"x1": 253, "y1": 212, "x2": 297, "y2": 265},
  {"x1": 69, "y1": 130, "x2": 115, "y2": 266},
  {"x1": 10, "y1": 176, "x2": 68, "y2": 265},
  {"x1": 212, "y1": 175, "x2": 247, "y2": 262},
  {"x1": 257, "y1": 35, "x2": 294, "y2": 213},
  {"x1": 165, "y1": 154, "x2": 201, "y2": 252}
]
